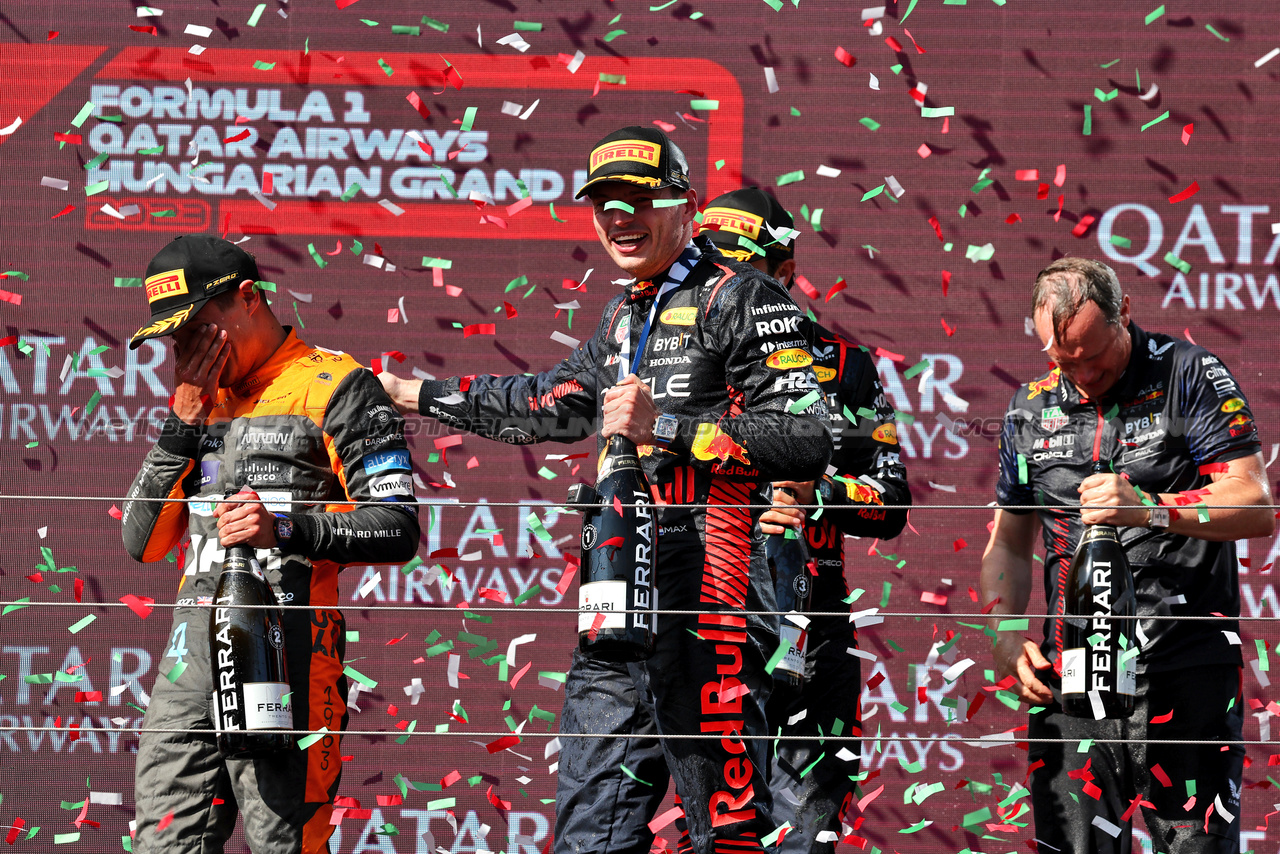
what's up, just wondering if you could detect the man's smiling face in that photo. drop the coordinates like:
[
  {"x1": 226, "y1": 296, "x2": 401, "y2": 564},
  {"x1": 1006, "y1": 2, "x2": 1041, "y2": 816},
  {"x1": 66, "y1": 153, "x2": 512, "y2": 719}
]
[{"x1": 587, "y1": 182, "x2": 698, "y2": 281}]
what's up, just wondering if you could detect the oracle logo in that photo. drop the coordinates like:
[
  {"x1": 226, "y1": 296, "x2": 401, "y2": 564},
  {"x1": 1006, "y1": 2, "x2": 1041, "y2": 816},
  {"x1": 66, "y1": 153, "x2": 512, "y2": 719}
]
[{"x1": 85, "y1": 197, "x2": 211, "y2": 231}]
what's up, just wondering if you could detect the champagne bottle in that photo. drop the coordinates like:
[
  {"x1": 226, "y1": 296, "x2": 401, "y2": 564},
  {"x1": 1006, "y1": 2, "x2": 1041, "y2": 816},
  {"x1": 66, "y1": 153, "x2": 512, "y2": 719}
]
[
  {"x1": 1060, "y1": 464, "x2": 1138, "y2": 719},
  {"x1": 766, "y1": 487, "x2": 815, "y2": 690},
  {"x1": 210, "y1": 544, "x2": 293, "y2": 756},
  {"x1": 567, "y1": 434, "x2": 657, "y2": 662}
]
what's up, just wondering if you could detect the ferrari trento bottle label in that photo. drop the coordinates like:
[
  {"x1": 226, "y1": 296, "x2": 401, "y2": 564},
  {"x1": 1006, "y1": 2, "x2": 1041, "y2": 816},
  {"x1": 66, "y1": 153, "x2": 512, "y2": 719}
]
[
  {"x1": 777, "y1": 625, "x2": 807, "y2": 679},
  {"x1": 242, "y1": 682, "x2": 292, "y2": 730},
  {"x1": 578, "y1": 580, "x2": 627, "y2": 633}
]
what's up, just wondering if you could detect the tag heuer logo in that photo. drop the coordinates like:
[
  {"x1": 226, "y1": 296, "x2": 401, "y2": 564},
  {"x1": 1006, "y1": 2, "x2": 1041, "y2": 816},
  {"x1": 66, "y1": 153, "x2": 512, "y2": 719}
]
[{"x1": 1041, "y1": 406, "x2": 1068, "y2": 432}]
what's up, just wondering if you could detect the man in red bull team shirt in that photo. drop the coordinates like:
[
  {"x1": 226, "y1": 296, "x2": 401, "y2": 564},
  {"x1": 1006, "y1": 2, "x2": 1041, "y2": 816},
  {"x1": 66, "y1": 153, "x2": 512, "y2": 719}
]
[
  {"x1": 700, "y1": 188, "x2": 912, "y2": 853},
  {"x1": 378, "y1": 127, "x2": 833, "y2": 854},
  {"x1": 981, "y1": 257, "x2": 1273, "y2": 854}
]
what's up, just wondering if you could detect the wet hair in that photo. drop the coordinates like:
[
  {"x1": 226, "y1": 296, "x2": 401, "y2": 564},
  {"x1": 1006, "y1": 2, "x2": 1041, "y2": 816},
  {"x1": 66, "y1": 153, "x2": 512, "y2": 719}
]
[{"x1": 1032, "y1": 257, "x2": 1124, "y2": 341}]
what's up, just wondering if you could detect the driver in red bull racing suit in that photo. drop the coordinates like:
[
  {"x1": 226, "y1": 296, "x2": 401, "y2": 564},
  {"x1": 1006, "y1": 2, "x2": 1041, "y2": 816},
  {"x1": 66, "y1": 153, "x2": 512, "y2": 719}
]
[
  {"x1": 377, "y1": 126, "x2": 832, "y2": 854},
  {"x1": 121, "y1": 235, "x2": 420, "y2": 854}
]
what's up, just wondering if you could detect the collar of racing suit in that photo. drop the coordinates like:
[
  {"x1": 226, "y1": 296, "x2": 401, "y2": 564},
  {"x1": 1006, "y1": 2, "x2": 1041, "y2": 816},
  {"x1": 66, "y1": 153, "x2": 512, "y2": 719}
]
[
  {"x1": 225, "y1": 326, "x2": 310, "y2": 402},
  {"x1": 623, "y1": 240, "x2": 710, "y2": 301}
]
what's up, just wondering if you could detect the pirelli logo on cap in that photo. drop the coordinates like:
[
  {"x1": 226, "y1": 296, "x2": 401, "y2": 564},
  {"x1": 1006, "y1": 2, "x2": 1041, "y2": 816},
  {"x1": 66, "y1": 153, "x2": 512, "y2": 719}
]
[
  {"x1": 703, "y1": 207, "x2": 764, "y2": 240},
  {"x1": 590, "y1": 139, "x2": 661, "y2": 171},
  {"x1": 144, "y1": 269, "x2": 189, "y2": 303}
]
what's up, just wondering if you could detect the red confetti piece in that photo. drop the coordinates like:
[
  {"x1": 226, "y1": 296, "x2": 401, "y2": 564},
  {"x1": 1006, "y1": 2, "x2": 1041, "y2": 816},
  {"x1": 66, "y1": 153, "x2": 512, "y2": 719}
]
[
  {"x1": 1015, "y1": 169, "x2": 1039, "y2": 181},
  {"x1": 1071, "y1": 215, "x2": 1096, "y2": 237},
  {"x1": 377, "y1": 794, "x2": 404, "y2": 807},
  {"x1": 940, "y1": 317, "x2": 956, "y2": 336},
  {"x1": 941, "y1": 270, "x2": 951, "y2": 296},
  {"x1": 386, "y1": 704, "x2": 398, "y2": 716},
  {"x1": 478, "y1": 587, "x2": 507, "y2": 603},
  {"x1": 1198, "y1": 462, "x2": 1229, "y2": 475},
  {"x1": 953, "y1": 538, "x2": 968, "y2": 551},
  {"x1": 1151, "y1": 764, "x2": 1173, "y2": 787},
  {"x1": 613, "y1": 494, "x2": 624, "y2": 517},
  {"x1": 907, "y1": 87, "x2": 925, "y2": 104},
  {"x1": 5, "y1": 817, "x2": 24, "y2": 844},
  {"x1": 75, "y1": 690, "x2": 104, "y2": 702},
  {"x1": 261, "y1": 171, "x2": 273, "y2": 194},
  {"x1": 108, "y1": 504, "x2": 123, "y2": 520},
  {"x1": 385, "y1": 633, "x2": 407, "y2": 646},
  {"x1": 927, "y1": 215, "x2": 945, "y2": 241},
  {"x1": 74, "y1": 577, "x2": 84, "y2": 602},
  {"x1": 884, "y1": 36, "x2": 903, "y2": 52},
  {"x1": 793, "y1": 275, "x2": 820, "y2": 299},
  {"x1": 509, "y1": 660, "x2": 532, "y2": 688},
  {"x1": 917, "y1": 143, "x2": 932, "y2": 158},
  {"x1": 1036, "y1": 182, "x2": 1050, "y2": 200},
  {"x1": 406, "y1": 91, "x2": 431, "y2": 120},
  {"x1": 874, "y1": 347, "x2": 904, "y2": 362},
  {"x1": 129, "y1": 25, "x2": 158, "y2": 35},
  {"x1": 652, "y1": 120, "x2": 677, "y2": 133},
  {"x1": 980, "y1": 596, "x2": 1003, "y2": 615},
  {"x1": 1183, "y1": 327, "x2": 1197, "y2": 345},
  {"x1": 0, "y1": 288, "x2": 23, "y2": 306},
  {"x1": 1182, "y1": 123, "x2": 1194, "y2": 145},
  {"x1": 825, "y1": 279, "x2": 847, "y2": 302},
  {"x1": 486, "y1": 735, "x2": 521, "y2": 754},
  {"x1": 158, "y1": 811, "x2": 174, "y2": 831},
  {"x1": 1168, "y1": 181, "x2": 1200, "y2": 203},
  {"x1": 503, "y1": 301, "x2": 518, "y2": 318},
  {"x1": 834, "y1": 46, "x2": 856, "y2": 67},
  {"x1": 120, "y1": 594, "x2": 155, "y2": 619},
  {"x1": 903, "y1": 28, "x2": 927, "y2": 54},
  {"x1": 648, "y1": 806, "x2": 684, "y2": 833},
  {"x1": 966, "y1": 692, "x2": 986, "y2": 720},
  {"x1": 555, "y1": 555, "x2": 580, "y2": 596},
  {"x1": 866, "y1": 671, "x2": 885, "y2": 690},
  {"x1": 336, "y1": 0, "x2": 361, "y2": 7},
  {"x1": 370, "y1": 357, "x2": 383, "y2": 375},
  {"x1": 463, "y1": 323, "x2": 496, "y2": 338},
  {"x1": 1054, "y1": 164, "x2": 1066, "y2": 187},
  {"x1": 486, "y1": 784, "x2": 511, "y2": 811},
  {"x1": 1151, "y1": 710, "x2": 1174, "y2": 723},
  {"x1": 47, "y1": 31, "x2": 58, "y2": 39},
  {"x1": 920, "y1": 591, "x2": 948, "y2": 606},
  {"x1": 1053, "y1": 194, "x2": 1064, "y2": 222},
  {"x1": 601, "y1": 536, "x2": 626, "y2": 548},
  {"x1": 51, "y1": 204, "x2": 75, "y2": 218},
  {"x1": 26, "y1": 573, "x2": 42, "y2": 583},
  {"x1": 223, "y1": 129, "x2": 251, "y2": 143},
  {"x1": 506, "y1": 196, "x2": 533, "y2": 217},
  {"x1": 1005, "y1": 213, "x2": 1022, "y2": 224},
  {"x1": 857, "y1": 784, "x2": 884, "y2": 812}
]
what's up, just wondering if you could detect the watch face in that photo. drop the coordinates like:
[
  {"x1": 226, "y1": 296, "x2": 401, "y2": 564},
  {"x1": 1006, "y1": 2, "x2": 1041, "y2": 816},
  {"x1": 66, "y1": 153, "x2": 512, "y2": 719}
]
[
  {"x1": 276, "y1": 518, "x2": 293, "y2": 541},
  {"x1": 654, "y1": 416, "x2": 677, "y2": 442}
]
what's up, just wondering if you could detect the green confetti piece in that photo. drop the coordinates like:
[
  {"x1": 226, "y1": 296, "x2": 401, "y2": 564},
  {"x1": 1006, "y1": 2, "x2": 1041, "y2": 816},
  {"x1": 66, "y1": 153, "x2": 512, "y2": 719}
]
[
  {"x1": 394, "y1": 719, "x2": 417, "y2": 745},
  {"x1": 166, "y1": 660, "x2": 187, "y2": 682},
  {"x1": 1083, "y1": 104, "x2": 1093, "y2": 135},
  {"x1": 343, "y1": 664, "x2": 377, "y2": 689},
  {"x1": 1017, "y1": 453, "x2": 1028, "y2": 484},
  {"x1": 400, "y1": 555, "x2": 424, "y2": 577},
  {"x1": 997, "y1": 618, "x2": 1030, "y2": 632},
  {"x1": 1140, "y1": 110, "x2": 1170, "y2": 131},
  {"x1": 252, "y1": 60, "x2": 276, "y2": 71},
  {"x1": 150, "y1": 209, "x2": 176, "y2": 218},
  {"x1": 900, "y1": 820, "x2": 931, "y2": 833},
  {"x1": 1094, "y1": 88, "x2": 1118, "y2": 102},
  {"x1": 603, "y1": 200, "x2": 636, "y2": 214},
  {"x1": 3, "y1": 270, "x2": 30, "y2": 281},
  {"x1": 70, "y1": 101, "x2": 94, "y2": 128},
  {"x1": 620, "y1": 763, "x2": 653, "y2": 786},
  {"x1": 537, "y1": 466, "x2": 558, "y2": 480},
  {"x1": 253, "y1": 280, "x2": 277, "y2": 293},
  {"x1": 1110, "y1": 234, "x2": 1133, "y2": 249},
  {"x1": 292, "y1": 300, "x2": 305, "y2": 330},
  {"x1": 53, "y1": 833, "x2": 80, "y2": 844},
  {"x1": 505, "y1": 274, "x2": 530, "y2": 292},
  {"x1": 856, "y1": 406, "x2": 876, "y2": 420},
  {"x1": 760, "y1": 823, "x2": 791, "y2": 847},
  {"x1": 799, "y1": 752, "x2": 825, "y2": 778},
  {"x1": 858, "y1": 117, "x2": 881, "y2": 131},
  {"x1": 378, "y1": 58, "x2": 394, "y2": 77},
  {"x1": 247, "y1": 3, "x2": 266, "y2": 26},
  {"x1": 788, "y1": 389, "x2": 820, "y2": 413},
  {"x1": 1100, "y1": 58, "x2": 1121, "y2": 68},
  {"x1": 861, "y1": 184, "x2": 886, "y2": 202},
  {"x1": 421, "y1": 257, "x2": 453, "y2": 269},
  {"x1": 460, "y1": 106, "x2": 477, "y2": 132},
  {"x1": 307, "y1": 243, "x2": 328, "y2": 269},
  {"x1": 538, "y1": 671, "x2": 567, "y2": 684},
  {"x1": 1164, "y1": 252, "x2": 1191, "y2": 274},
  {"x1": 85, "y1": 390, "x2": 102, "y2": 416},
  {"x1": 762, "y1": 0, "x2": 783, "y2": 9},
  {"x1": 1205, "y1": 23, "x2": 1230, "y2": 41},
  {"x1": 297, "y1": 726, "x2": 329, "y2": 750},
  {"x1": 514, "y1": 20, "x2": 543, "y2": 31},
  {"x1": 1144, "y1": 4, "x2": 1165, "y2": 24},
  {"x1": 427, "y1": 797, "x2": 456, "y2": 810},
  {"x1": 22, "y1": 672, "x2": 52, "y2": 684},
  {"x1": 345, "y1": 631, "x2": 360, "y2": 642},
  {"x1": 598, "y1": 72, "x2": 627, "y2": 85},
  {"x1": 85, "y1": 180, "x2": 109, "y2": 196},
  {"x1": 527, "y1": 512, "x2": 552, "y2": 541},
  {"x1": 690, "y1": 99, "x2": 719, "y2": 110},
  {"x1": 603, "y1": 29, "x2": 627, "y2": 42},
  {"x1": 921, "y1": 106, "x2": 955, "y2": 118},
  {"x1": 889, "y1": 700, "x2": 909, "y2": 714},
  {"x1": 84, "y1": 151, "x2": 109, "y2": 170},
  {"x1": 340, "y1": 182, "x2": 361, "y2": 201},
  {"x1": 880, "y1": 581, "x2": 892, "y2": 607},
  {"x1": 513, "y1": 585, "x2": 541, "y2": 606},
  {"x1": 764, "y1": 640, "x2": 789, "y2": 674},
  {"x1": 422, "y1": 16, "x2": 449, "y2": 32},
  {"x1": 715, "y1": 159, "x2": 726, "y2": 170},
  {"x1": 391, "y1": 25, "x2": 421, "y2": 35},
  {"x1": 549, "y1": 202, "x2": 567, "y2": 223},
  {"x1": 809, "y1": 209, "x2": 823, "y2": 231},
  {"x1": 776, "y1": 170, "x2": 805, "y2": 186},
  {"x1": 1196, "y1": 503, "x2": 1209, "y2": 523},
  {"x1": 903, "y1": 359, "x2": 931, "y2": 379},
  {"x1": 68, "y1": 614, "x2": 96, "y2": 634},
  {"x1": 651, "y1": 198, "x2": 688, "y2": 208},
  {"x1": 137, "y1": 144, "x2": 164, "y2": 155},
  {"x1": 962, "y1": 807, "x2": 993, "y2": 827},
  {"x1": 25, "y1": 441, "x2": 38, "y2": 449},
  {"x1": 1257, "y1": 638, "x2": 1270, "y2": 671}
]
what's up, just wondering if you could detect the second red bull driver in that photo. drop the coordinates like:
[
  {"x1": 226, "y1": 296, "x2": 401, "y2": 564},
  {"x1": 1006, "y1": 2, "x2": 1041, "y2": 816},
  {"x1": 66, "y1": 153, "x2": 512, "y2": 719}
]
[{"x1": 378, "y1": 127, "x2": 832, "y2": 854}]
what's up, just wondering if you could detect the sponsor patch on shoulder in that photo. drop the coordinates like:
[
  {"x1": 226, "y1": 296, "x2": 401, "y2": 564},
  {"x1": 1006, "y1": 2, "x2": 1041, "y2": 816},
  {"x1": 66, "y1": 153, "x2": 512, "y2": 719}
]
[
  {"x1": 871, "y1": 423, "x2": 898, "y2": 444},
  {"x1": 369, "y1": 472, "x2": 414, "y2": 498},
  {"x1": 364, "y1": 449, "x2": 411, "y2": 474},
  {"x1": 765, "y1": 348, "x2": 812, "y2": 369},
  {"x1": 1220, "y1": 397, "x2": 1245, "y2": 413}
]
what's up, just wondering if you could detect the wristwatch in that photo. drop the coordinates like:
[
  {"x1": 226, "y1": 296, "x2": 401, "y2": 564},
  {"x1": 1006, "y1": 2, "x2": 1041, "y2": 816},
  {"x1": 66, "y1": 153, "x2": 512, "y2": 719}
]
[
  {"x1": 273, "y1": 513, "x2": 294, "y2": 545},
  {"x1": 1146, "y1": 506, "x2": 1171, "y2": 530},
  {"x1": 653, "y1": 414, "x2": 679, "y2": 445}
]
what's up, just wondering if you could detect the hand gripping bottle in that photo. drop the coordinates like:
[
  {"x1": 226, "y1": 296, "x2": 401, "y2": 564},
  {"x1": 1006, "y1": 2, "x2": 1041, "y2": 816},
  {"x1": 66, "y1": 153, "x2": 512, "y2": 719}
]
[
  {"x1": 765, "y1": 486, "x2": 815, "y2": 690},
  {"x1": 1060, "y1": 463, "x2": 1138, "y2": 719},
  {"x1": 210, "y1": 543, "x2": 293, "y2": 755},
  {"x1": 566, "y1": 435, "x2": 657, "y2": 661}
]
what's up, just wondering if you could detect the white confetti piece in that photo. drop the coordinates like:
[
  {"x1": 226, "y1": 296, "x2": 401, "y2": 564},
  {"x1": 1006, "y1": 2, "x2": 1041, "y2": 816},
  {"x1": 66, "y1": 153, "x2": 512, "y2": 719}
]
[
  {"x1": 1024, "y1": 316, "x2": 1036, "y2": 336},
  {"x1": 287, "y1": 289, "x2": 312, "y2": 303},
  {"x1": 398, "y1": 295, "x2": 409, "y2": 323},
  {"x1": 1138, "y1": 83, "x2": 1159, "y2": 101},
  {"x1": 436, "y1": 393, "x2": 465, "y2": 405},
  {"x1": 566, "y1": 50, "x2": 585, "y2": 73},
  {"x1": 250, "y1": 190, "x2": 276, "y2": 210},
  {"x1": 188, "y1": 44, "x2": 206, "y2": 56},
  {"x1": 411, "y1": 367, "x2": 436, "y2": 381},
  {"x1": 90, "y1": 792, "x2": 123, "y2": 805},
  {"x1": 136, "y1": 6, "x2": 163, "y2": 16},
  {"x1": 1090, "y1": 816, "x2": 1122, "y2": 838},
  {"x1": 184, "y1": 24, "x2": 212, "y2": 37},
  {"x1": 59, "y1": 354, "x2": 74, "y2": 382},
  {"x1": 0, "y1": 117, "x2": 22, "y2": 136},
  {"x1": 816, "y1": 164, "x2": 841, "y2": 178},
  {"x1": 447, "y1": 653, "x2": 461, "y2": 688},
  {"x1": 941, "y1": 658, "x2": 974, "y2": 683},
  {"x1": 885, "y1": 175, "x2": 904, "y2": 198},
  {"x1": 861, "y1": 6, "x2": 886, "y2": 19},
  {"x1": 476, "y1": 25, "x2": 482, "y2": 47},
  {"x1": 99, "y1": 204, "x2": 126, "y2": 220},
  {"x1": 41, "y1": 176, "x2": 69, "y2": 191},
  {"x1": 1223, "y1": 630, "x2": 1241, "y2": 645},
  {"x1": 1271, "y1": 222, "x2": 1280, "y2": 235},
  {"x1": 519, "y1": 99, "x2": 540, "y2": 120},
  {"x1": 545, "y1": 737, "x2": 561, "y2": 759},
  {"x1": 786, "y1": 709, "x2": 807, "y2": 726},
  {"x1": 846, "y1": 647, "x2": 877, "y2": 661},
  {"x1": 1256, "y1": 47, "x2": 1280, "y2": 68},
  {"x1": 145, "y1": 173, "x2": 165, "y2": 188},
  {"x1": 506, "y1": 633, "x2": 537, "y2": 666},
  {"x1": 550, "y1": 331, "x2": 580, "y2": 348},
  {"x1": 497, "y1": 33, "x2": 531, "y2": 52},
  {"x1": 554, "y1": 300, "x2": 581, "y2": 310},
  {"x1": 357, "y1": 571, "x2": 382, "y2": 599},
  {"x1": 379, "y1": 199, "x2": 405, "y2": 216},
  {"x1": 764, "y1": 67, "x2": 779, "y2": 93},
  {"x1": 928, "y1": 481, "x2": 957, "y2": 492},
  {"x1": 119, "y1": 204, "x2": 141, "y2": 217},
  {"x1": 1161, "y1": 594, "x2": 1187, "y2": 604},
  {"x1": 363, "y1": 254, "x2": 385, "y2": 269},
  {"x1": 869, "y1": 72, "x2": 880, "y2": 90},
  {"x1": 37, "y1": 526, "x2": 47, "y2": 538},
  {"x1": 784, "y1": 612, "x2": 810, "y2": 630},
  {"x1": 501, "y1": 101, "x2": 524, "y2": 116}
]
